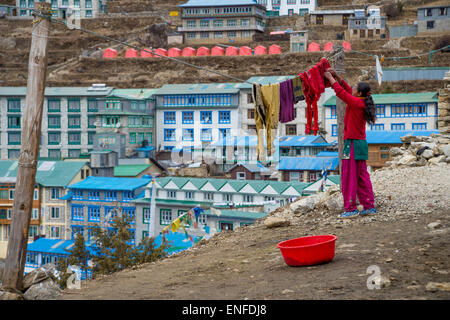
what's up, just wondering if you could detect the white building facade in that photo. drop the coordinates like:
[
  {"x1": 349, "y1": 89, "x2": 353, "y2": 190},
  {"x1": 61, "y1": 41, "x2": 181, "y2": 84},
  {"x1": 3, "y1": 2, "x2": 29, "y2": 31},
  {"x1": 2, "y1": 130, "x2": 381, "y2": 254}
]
[
  {"x1": 15, "y1": 0, "x2": 105, "y2": 19},
  {"x1": 257, "y1": 0, "x2": 317, "y2": 17}
]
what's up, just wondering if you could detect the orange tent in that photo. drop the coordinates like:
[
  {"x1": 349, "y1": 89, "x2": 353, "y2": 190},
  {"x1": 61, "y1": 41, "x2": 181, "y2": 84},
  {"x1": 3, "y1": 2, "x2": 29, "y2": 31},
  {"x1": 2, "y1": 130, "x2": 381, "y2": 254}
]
[
  {"x1": 323, "y1": 42, "x2": 333, "y2": 52},
  {"x1": 103, "y1": 48, "x2": 118, "y2": 58},
  {"x1": 153, "y1": 48, "x2": 168, "y2": 58},
  {"x1": 239, "y1": 46, "x2": 252, "y2": 56},
  {"x1": 182, "y1": 47, "x2": 197, "y2": 57},
  {"x1": 343, "y1": 41, "x2": 352, "y2": 52},
  {"x1": 225, "y1": 46, "x2": 238, "y2": 56},
  {"x1": 254, "y1": 45, "x2": 267, "y2": 55},
  {"x1": 308, "y1": 42, "x2": 320, "y2": 52},
  {"x1": 211, "y1": 46, "x2": 225, "y2": 56},
  {"x1": 197, "y1": 46, "x2": 210, "y2": 56},
  {"x1": 140, "y1": 48, "x2": 153, "y2": 58},
  {"x1": 269, "y1": 44, "x2": 282, "y2": 54},
  {"x1": 125, "y1": 48, "x2": 139, "y2": 58},
  {"x1": 168, "y1": 47, "x2": 182, "y2": 57}
]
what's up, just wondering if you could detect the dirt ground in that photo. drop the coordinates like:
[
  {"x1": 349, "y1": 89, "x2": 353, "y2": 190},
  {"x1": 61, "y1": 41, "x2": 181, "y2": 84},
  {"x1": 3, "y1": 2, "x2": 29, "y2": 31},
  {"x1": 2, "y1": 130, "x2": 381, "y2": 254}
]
[{"x1": 63, "y1": 206, "x2": 450, "y2": 300}]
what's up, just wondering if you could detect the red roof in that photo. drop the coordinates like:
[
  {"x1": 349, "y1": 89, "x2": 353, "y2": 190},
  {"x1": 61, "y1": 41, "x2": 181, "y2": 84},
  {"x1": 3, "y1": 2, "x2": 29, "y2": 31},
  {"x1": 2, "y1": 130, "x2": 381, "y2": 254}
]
[
  {"x1": 197, "y1": 46, "x2": 210, "y2": 56},
  {"x1": 103, "y1": 48, "x2": 118, "y2": 58}
]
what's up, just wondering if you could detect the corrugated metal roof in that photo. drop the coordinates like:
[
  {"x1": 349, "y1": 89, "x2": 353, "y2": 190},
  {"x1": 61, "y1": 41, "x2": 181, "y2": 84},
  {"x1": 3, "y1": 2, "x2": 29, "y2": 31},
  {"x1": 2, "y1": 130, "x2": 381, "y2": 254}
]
[
  {"x1": 68, "y1": 176, "x2": 151, "y2": 191},
  {"x1": 204, "y1": 209, "x2": 267, "y2": 220},
  {"x1": 155, "y1": 83, "x2": 247, "y2": 95},
  {"x1": 0, "y1": 160, "x2": 87, "y2": 187},
  {"x1": 27, "y1": 238, "x2": 95, "y2": 255},
  {"x1": 226, "y1": 162, "x2": 269, "y2": 173},
  {"x1": 179, "y1": 0, "x2": 259, "y2": 7},
  {"x1": 154, "y1": 232, "x2": 201, "y2": 254},
  {"x1": 278, "y1": 157, "x2": 339, "y2": 171},
  {"x1": 0, "y1": 86, "x2": 114, "y2": 97},
  {"x1": 324, "y1": 92, "x2": 438, "y2": 106},
  {"x1": 108, "y1": 89, "x2": 157, "y2": 100},
  {"x1": 278, "y1": 135, "x2": 332, "y2": 147},
  {"x1": 366, "y1": 130, "x2": 440, "y2": 144},
  {"x1": 316, "y1": 151, "x2": 339, "y2": 157},
  {"x1": 114, "y1": 165, "x2": 151, "y2": 177}
]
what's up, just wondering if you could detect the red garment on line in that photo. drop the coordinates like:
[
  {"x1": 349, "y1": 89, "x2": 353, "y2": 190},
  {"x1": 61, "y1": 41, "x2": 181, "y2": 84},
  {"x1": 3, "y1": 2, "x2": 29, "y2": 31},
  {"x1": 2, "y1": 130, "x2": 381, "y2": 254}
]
[{"x1": 298, "y1": 58, "x2": 332, "y2": 135}]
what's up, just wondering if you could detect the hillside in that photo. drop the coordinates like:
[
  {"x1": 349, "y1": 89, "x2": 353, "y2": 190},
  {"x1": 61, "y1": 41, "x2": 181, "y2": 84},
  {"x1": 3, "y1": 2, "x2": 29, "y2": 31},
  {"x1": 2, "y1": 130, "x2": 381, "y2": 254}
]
[{"x1": 63, "y1": 163, "x2": 450, "y2": 300}]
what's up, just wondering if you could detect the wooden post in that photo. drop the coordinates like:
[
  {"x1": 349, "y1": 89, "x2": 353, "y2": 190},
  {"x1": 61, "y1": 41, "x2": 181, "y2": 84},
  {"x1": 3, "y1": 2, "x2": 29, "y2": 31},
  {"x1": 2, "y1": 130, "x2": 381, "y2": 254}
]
[
  {"x1": 333, "y1": 45, "x2": 345, "y2": 191},
  {"x1": 2, "y1": 2, "x2": 50, "y2": 291}
]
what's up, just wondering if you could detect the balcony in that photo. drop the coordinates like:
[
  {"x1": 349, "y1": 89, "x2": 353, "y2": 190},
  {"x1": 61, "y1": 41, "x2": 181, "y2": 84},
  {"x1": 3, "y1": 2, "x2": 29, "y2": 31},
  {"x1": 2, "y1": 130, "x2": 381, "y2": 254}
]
[{"x1": 178, "y1": 25, "x2": 265, "y2": 33}]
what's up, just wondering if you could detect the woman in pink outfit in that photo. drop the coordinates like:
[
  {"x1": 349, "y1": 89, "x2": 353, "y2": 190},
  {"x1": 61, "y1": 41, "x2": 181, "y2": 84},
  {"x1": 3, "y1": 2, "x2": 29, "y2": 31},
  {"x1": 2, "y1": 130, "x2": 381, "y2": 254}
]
[{"x1": 324, "y1": 68, "x2": 377, "y2": 219}]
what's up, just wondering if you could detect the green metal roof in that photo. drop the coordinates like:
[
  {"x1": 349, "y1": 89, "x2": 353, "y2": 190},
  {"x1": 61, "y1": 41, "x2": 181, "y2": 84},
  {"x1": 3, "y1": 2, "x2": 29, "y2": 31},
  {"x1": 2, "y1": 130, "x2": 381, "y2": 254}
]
[
  {"x1": 108, "y1": 89, "x2": 157, "y2": 100},
  {"x1": 327, "y1": 175, "x2": 341, "y2": 184},
  {"x1": 114, "y1": 164, "x2": 151, "y2": 177},
  {"x1": 204, "y1": 209, "x2": 267, "y2": 220},
  {"x1": 154, "y1": 83, "x2": 248, "y2": 95},
  {"x1": 323, "y1": 92, "x2": 438, "y2": 106},
  {"x1": 0, "y1": 160, "x2": 87, "y2": 187},
  {"x1": 0, "y1": 86, "x2": 113, "y2": 97}
]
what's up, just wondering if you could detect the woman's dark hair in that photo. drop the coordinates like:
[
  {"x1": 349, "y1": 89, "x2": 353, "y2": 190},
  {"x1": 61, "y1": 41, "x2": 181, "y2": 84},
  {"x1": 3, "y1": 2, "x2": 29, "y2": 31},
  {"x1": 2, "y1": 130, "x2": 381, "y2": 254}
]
[{"x1": 357, "y1": 82, "x2": 376, "y2": 125}]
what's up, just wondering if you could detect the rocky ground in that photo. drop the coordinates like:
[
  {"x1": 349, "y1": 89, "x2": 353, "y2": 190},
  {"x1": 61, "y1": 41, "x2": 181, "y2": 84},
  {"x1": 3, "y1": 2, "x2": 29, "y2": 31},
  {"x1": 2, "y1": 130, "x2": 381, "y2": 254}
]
[{"x1": 62, "y1": 162, "x2": 450, "y2": 300}]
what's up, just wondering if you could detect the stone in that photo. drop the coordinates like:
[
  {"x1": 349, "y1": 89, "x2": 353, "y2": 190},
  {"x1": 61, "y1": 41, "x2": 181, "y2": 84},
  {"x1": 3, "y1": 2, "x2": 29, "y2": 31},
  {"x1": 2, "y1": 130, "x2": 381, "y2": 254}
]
[
  {"x1": 23, "y1": 278, "x2": 62, "y2": 300},
  {"x1": 22, "y1": 263, "x2": 56, "y2": 291},
  {"x1": 425, "y1": 282, "x2": 450, "y2": 292},
  {"x1": 428, "y1": 155, "x2": 446, "y2": 165},
  {"x1": 290, "y1": 194, "x2": 324, "y2": 212},
  {"x1": 416, "y1": 157, "x2": 427, "y2": 166},
  {"x1": 0, "y1": 260, "x2": 4, "y2": 280},
  {"x1": 397, "y1": 154, "x2": 417, "y2": 166},
  {"x1": 441, "y1": 145, "x2": 450, "y2": 157},
  {"x1": 427, "y1": 221, "x2": 442, "y2": 229},
  {"x1": 415, "y1": 146, "x2": 430, "y2": 156},
  {"x1": 389, "y1": 147, "x2": 404, "y2": 157},
  {"x1": 379, "y1": 275, "x2": 391, "y2": 288},
  {"x1": 0, "y1": 37, "x2": 16, "y2": 50},
  {"x1": 281, "y1": 289, "x2": 294, "y2": 294},
  {"x1": 264, "y1": 217, "x2": 290, "y2": 228},
  {"x1": 421, "y1": 149, "x2": 434, "y2": 159},
  {"x1": 0, "y1": 287, "x2": 24, "y2": 300}
]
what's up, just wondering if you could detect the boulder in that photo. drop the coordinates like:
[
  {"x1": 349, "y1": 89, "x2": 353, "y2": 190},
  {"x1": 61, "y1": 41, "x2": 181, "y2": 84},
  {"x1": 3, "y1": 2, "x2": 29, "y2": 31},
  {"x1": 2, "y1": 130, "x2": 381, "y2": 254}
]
[
  {"x1": 0, "y1": 287, "x2": 24, "y2": 300},
  {"x1": 389, "y1": 147, "x2": 404, "y2": 157},
  {"x1": 441, "y1": 145, "x2": 450, "y2": 157},
  {"x1": 415, "y1": 146, "x2": 430, "y2": 156},
  {"x1": 421, "y1": 149, "x2": 434, "y2": 159},
  {"x1": 400, "y1": 135, "x2": 422, "y2": 144},
  {"x1": 428, "y1": 155, "x2": 446, "y2": 165},
  {"x1": 426, "y1": 282, "x2": 450, "y2": 292},
  {"x1": 397, "y1": 154, "x2": 417, "y2": 166},
  {"x1": 290, "y1": 193, "x2": 325, "y2": 212},
  {"x1": 22, "y1": 263, "x2": 56, "y2": 291},
  {"x1": 264, "y1": 217, "x2": 290, "y2": 228},
  {"x1": 0, "y1": 37, "x2": 16, "y2": 50},
  {"x1": 23, "y1": 278, "x2": 62, "y2": 300},
  {"x1": 416, "y1": 157, "x2": 427, "y2": 166},
  {"x1": 427, "y1": 221, "x2": 442, "y2": 229}
]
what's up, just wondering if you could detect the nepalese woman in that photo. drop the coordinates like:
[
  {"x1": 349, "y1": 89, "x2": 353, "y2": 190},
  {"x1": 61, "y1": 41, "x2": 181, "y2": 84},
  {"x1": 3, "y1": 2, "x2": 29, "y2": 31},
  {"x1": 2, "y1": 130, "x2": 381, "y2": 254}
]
[{"x1": 324, "y1": 68, "x2": 377, "y2": 219}]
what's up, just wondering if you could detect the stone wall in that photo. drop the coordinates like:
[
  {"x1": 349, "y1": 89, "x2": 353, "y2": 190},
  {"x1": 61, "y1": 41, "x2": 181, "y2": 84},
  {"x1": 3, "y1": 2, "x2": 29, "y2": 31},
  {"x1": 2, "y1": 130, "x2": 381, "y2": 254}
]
[{"x1": 438, "y1": 71, "x2": 450, "y2": 134}]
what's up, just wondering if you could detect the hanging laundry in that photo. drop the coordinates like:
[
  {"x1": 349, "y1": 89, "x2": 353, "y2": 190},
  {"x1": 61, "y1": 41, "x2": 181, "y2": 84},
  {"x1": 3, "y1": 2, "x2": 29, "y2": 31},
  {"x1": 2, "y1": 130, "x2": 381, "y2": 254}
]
[
  {"x1": 292, "y1": 76, "x2": 305, "y2": 103},
  {"x1": 299, "y1": 58, "x2": 332, "y2": 135},
  {"x1": 171, "y1": 217, "x2": 181, "y2": 233},
  {"x1": 279, "y1": 78, "x2": 295, "y2": 123},
  {"x1": 252, "y1": 83, "x2": 266, "y2": 161},
  {"x1": 260, "y1": 83, "x2": 280, "y2": 157}
]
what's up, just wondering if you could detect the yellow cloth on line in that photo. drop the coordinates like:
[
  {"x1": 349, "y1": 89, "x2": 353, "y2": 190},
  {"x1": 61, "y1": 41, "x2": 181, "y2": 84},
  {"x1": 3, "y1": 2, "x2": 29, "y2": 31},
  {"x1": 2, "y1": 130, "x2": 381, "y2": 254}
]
[
  {"x1": 171, "y1": 218, "x2": 181, "y2": 233},
  {"x1": 260, "y1": 83, "x2": 280, "y2": 157}
]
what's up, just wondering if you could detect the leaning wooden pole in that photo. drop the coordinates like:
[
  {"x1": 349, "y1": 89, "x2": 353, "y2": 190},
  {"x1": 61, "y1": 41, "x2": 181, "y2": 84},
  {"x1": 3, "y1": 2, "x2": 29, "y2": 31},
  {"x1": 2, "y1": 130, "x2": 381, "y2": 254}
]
[
  {"x1": 2, "y1": 2, "x2": 50, "y2": 290},
  {"x1": 333, "y1": 46, "x2": 345, "y2": 192}
]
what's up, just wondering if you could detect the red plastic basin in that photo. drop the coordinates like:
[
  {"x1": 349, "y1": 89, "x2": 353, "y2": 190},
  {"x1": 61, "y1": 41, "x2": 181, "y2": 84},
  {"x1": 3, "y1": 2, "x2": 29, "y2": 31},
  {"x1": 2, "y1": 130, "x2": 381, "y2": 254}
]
[{"x1": 277, "y1": 235, "x2": 337, "y2": 267}]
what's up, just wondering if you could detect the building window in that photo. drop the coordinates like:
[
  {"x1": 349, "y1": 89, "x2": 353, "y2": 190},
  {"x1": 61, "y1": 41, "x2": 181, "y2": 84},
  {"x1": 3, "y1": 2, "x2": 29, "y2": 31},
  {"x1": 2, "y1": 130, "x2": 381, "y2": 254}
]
[
  {"x1": 182, "y1": 129, "x2": 194, "y2": 141},
  {"x1": 8, "y1": 115, "x2": 21, "y2": 129},
  {"x1": 200, "y1": 20, "x2": 210, "y2": 27},
  {"x1": 48, "y1": 115, "x2": 61, "y2": 128},
  {"x1": 244, "y1": 195, "x2": 254, "y2": 202},
  {"x1": 299, "y1": 8, "x2": 308, "y2": 16},
  {"x1": 182, "y1": 111, "x2": 194, "y2": 124},
  {"x1": 199, "y1": 111, "x2": 212, "y2": 124},
  {"x1": 105, "y1": 191, "x2": 117, "y2": 201},
  {"x1": 51, "y1": 188, "x2": 60, "y2": 200},
  {"x1": 102, "y1": 116, "x2": 120, "y2": 127},
  {"x1": 8, "y1": 132, "x2": 21, "y2": 145},
  {"x1": 9, "y1": 189, "x2": 14, "y2": 200},
  {"x1": 87, "y1": 99, "x2": 98, "y2": 112},
  {"x1": 68, "y1": 149, "x2": 81, "y2": 158},
  {"x1": 427, "y1": 21, "x2": 435, "y2": 29},
  {"x1": 187, "y1": 32, "x2": 196, "y2": 39},
  {"x1": 425, "y1": 9, "x2": 432, "y2": 17},
  {"x1": 29, "y1": 225, "x2": 38, "y2": 238},
  {"x1": 8, "y1": 149, "x2": 20, "y2": 159},
  {"x1": 68, "y1": 132, "x2": 81, "y2": 145},
  {"x1": 72, "y1": 205, "x2": 84, "y2": 221},
  {"x1": 237, "y1": 172, "x2": 246, "y2": 180},
  {"x1": 50, "y1": 207, "x2": 60, "y2": 219},
  {"x1": 160, "y1": 209, "x2": 172, "y2": 225},
  {"x1": 7, "y1": 98, "x2": 21, "y2": 112},
  {"x1": 247, "y1": 109, "x2": 255, "y2": 119},
  {"x1": 185, "y1": 191, "x2": 194, "y2": 200},
  {"x1": 48, "y1": 99, "x2": 60, "y2": 112},
  {"x1": 412, "y1": 123, "x2": 427, "y2": 130},
  {"x1": 88, "y1": 206, "x2": 101, "y2": 222},
  {"x1": 219, "y1": 128, "x2": 230, "y2": 138},
  {"x1": 220, "y1": 222, "x2": 233, "y2": 231},
  {"x1": 330, "y1": 106, "x2": 337, "y2": 119},
  {"x1": 164, "y1": 111, "x2": 176, "y2": 124},
  {"x1": 391, "y1": 123, "x2": 405, "y2": 130},
  {"x1": 68, "y1": 115, "x2": 81, "y2": 128},
  {"x1": 143, "y1": 208, "x2": 150, "y2": 224},
  {"x1": 376, "y1": 105, "x2": 385, "y2": 117},
  {"x1": 227, "y1": 19, "x2": 237, "y2": 27},
  {"x1": 200, "y1": 32, "x2": 210, "y2": 39},
  {"x1": 167, "y1": 190, "x2": 177, "y2": 199},
  {"x1": 186, "y1": 20, "x2": 197, "y2": 28},
  {"x1": 204, "y1": 192, "x2": 214, "y2": 201},
  {"x1": 241, "y1": 19, "x2": 250, "y2": 26},
  {"x1": 214, "y1": 32, "x2": 223, "y2": 38},
  {"x1": 290, "y1": 172, "x2": 299, "y2": 182},
  {"x1": 48, "y1": 149, "x2": 61, "y2": 159},
  {"x1": 201, "y1": 128, "x2": 212, "y2": 141},
  {"x1": 223, "y1": 193, "x2": 233, "y2": 202},
  {"x1": 48, "y1": 132, "x2": 61, "y2": 145},
  {"x1": 241, "y1": 31, "x2": 251, "y2": 38},
  {"x1": 218, "y1": 111, "x2": 231, "y2": 124},
  {"x1": 106, "y1": 100, "x2": 121, "y2": 110},
  {"x1": 50, "y1": 226, "x2": 60, "y2": 239},
  {"x1": 371, "y1": 123, "x2": 384, "y2": 130},
  {"x1": 439, "y1": 7, "x2": 447, "y2": 15},
  {"x1": 227, "y1": 31, "x2": 237, "y2": 38},
  {"x1": 122, "y1": 191, "x2": 135, "y2": 202},
  {"x1": 286, "y1": 125, "x2": 297, "y2": 135},
  {"x1": 68, "y1": 98, "x2": 81, "y2": 112},
  {"x1": 331, "y1": 124, "x2": 337, "y2": 136}
]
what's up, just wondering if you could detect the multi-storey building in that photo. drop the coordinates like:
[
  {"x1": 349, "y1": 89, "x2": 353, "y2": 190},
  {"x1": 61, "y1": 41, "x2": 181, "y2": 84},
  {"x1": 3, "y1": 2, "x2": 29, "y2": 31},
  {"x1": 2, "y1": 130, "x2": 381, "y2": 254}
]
[
  {"x1": 95, "y1": 89, "x2": 157, "y2": 157},
  {"x1": 0, "y1": 160, "x2": 89, "y2": 257},
  {"x1": 154, "y1": 83, "x2": 247, "y2": 153},
  {"x1": 258, "y1": 0, "x2": 317, "y2": 17},
  {"x1": 417, "y1": 5, "x2": 450, "y2": 34},
  {"x1": 178, "y1": 0, "x2": 266, "y2": 44},
  {"x1": 0, "y1": 84, "x2": 113, "y2": 160},
  {"x1": 133, "y1": 176, "x2": 312, "y2": 242},
  {"x1": 65, "y1": 176, "x2": 151, "y2": 243},
  {"x1": 323, "y1": 92, "x2": 439, "y2": 142},
  {"x1": 347, "y1": 7, "x2": 387, "y2": 39},
  {"x1": 309, "y1": 9, "x2": 355, "y2": 26},
  {"x1": 15, "y1": 0, "x2": 106, "y2": 19}
]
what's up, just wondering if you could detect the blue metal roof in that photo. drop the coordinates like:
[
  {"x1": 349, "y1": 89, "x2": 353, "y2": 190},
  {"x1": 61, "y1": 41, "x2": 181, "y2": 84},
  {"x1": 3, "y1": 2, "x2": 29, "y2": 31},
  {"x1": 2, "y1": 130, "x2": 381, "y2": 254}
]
[
  {"x1": 67, "y1": 176, "x2": 151, "y2": 191},
  {"x1": 278, "y1": 156, "x2": 339, "y2": 171},
  {"x1": 154, "y1": 232, "x2": 202, "y2": 254},
  {"x1": 316, "y1": 151, "x2": 339, "y2": 157},
  {"x1": 366, "y1": 130, "x2": 439, "y2": 144},
  {"x1": 278, "y1": 135, "x2": 332, "y2": 147},
  {"x1": 136, "y1": 146, "x2": 155, "y2": 152},
  {"x1": 27, "y1": 238, "x2": 95, "y2": 255},
  {"x1": 179, "y1": 0, "x2": 258, "y2": 7}
]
